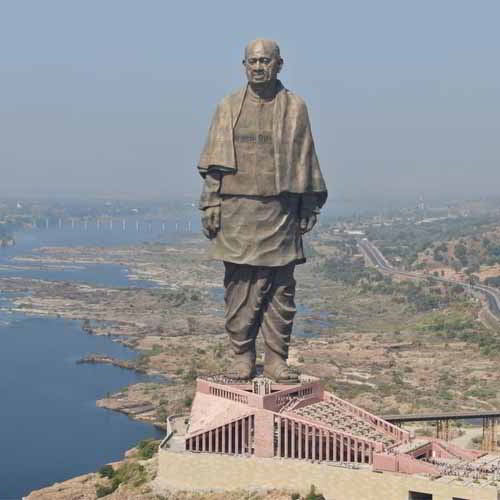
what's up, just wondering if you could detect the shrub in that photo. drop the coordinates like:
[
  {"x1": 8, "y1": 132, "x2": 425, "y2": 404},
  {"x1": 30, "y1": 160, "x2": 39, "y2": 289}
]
[
  {"x1": 115, "y1": 462, "x2": 147, "y2": 487},
  {"x1": 95, "y1": 461, "x2": 147, "y2": 497},
  {"x1": 95, "y1": 484, "x2": 111, "y2": 498},
  {"x1": 99, "y1": 464, "x2": 114, "y2": 479},
  {"x1": 137, "y1": 439, "x2": 159, "y2": 459},
  {"x1": 95, "y1": 479, "x2": 119, "y2": 497},
  {"x1": 305, "y1": 484, "x2": 326, "y2": 500}
]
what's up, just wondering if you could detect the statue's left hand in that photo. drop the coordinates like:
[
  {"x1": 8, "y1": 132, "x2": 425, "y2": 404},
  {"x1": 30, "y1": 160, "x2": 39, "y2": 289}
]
[
  {"x1": 299, "y1": 214, "x2": 317, "y2": 234},
  {"x1": 201, "y1": 206, "x2": 221, "y2": 239}
]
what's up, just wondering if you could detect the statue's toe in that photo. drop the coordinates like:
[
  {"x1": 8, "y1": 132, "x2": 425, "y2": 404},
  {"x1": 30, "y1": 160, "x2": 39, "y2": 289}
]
[{"x1": 263, "y1": 361, "x2": 299, "y2": 383}]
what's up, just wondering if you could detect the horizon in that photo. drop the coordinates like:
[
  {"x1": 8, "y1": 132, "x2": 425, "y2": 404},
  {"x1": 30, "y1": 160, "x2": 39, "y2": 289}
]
[{"x1": 1, "y1": 1, "x2": 499, "y2": 201}]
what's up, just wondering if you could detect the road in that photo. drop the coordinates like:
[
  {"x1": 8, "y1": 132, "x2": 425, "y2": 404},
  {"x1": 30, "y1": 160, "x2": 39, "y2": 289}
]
[{"x1": 358, "y1": 238, "x2": 500, "y2": 320}]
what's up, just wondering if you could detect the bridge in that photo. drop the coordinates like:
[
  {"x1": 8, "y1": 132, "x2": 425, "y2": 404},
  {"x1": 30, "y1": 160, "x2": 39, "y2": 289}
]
[
  {"x1": 31, "y1": 217, "x2": 194, "y2": 233},
  {"x1": 383, "y1": 410, "x2": 500, "y2": 423},
  {"x1": 382, "y1": 411, "x2": 500, "y2": 451}
]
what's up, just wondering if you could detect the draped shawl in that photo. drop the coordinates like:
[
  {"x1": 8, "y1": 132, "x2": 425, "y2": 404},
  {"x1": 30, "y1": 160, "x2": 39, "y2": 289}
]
[{"x1": 198, "y1": 81, "x2": 327, "y2": 208}]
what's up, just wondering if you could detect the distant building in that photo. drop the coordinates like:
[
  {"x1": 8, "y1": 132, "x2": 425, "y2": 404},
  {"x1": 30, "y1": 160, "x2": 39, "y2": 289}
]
[{"x1": 418, "y1": 195, "x2": 426, "y2": 212}]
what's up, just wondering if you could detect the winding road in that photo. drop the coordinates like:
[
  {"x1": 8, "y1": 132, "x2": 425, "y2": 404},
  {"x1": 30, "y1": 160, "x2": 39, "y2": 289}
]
[{"x1": 358, "y1": 238, "x2": 500, "y2": 321}]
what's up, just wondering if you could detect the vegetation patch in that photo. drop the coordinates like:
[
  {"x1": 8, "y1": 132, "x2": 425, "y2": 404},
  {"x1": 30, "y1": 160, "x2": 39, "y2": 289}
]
[
  {"x1": 95, "y1": 461, "x2": 148, "y2": 497},
  {"x1": 137, "y1": 438, "x2": 160, "y2": 459}
]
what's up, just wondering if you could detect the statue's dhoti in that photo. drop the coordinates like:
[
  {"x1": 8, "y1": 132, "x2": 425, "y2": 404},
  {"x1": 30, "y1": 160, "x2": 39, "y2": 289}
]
[{"x1": 224, "y1": 262, "x2": 296, "y2": 367}]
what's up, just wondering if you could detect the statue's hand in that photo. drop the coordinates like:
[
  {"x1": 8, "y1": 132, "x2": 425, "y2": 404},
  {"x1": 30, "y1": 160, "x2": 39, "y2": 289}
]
[
  {"x1": 201, "y1": 206, "x2": 221, "y2": 239},
  {"x1": 299, "y1": 214, "x2": 317, "y2": 234}
]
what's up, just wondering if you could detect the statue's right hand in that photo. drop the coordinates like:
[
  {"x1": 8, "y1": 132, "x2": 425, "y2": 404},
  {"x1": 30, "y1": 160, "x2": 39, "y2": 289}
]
[{"x1": 201, "y1": 206, "x2": 221, "y2": 239}]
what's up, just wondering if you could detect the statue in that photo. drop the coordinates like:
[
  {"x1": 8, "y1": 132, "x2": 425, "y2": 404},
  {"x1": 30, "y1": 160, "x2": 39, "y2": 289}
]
[{"x1": 198, "y1": 39, "x2": 327, "y2": 382}]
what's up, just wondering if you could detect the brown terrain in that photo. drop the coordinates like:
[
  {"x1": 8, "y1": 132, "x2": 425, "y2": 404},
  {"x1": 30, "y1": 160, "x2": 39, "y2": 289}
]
[
  {"x1": 24, "y1": 446, "x2": 293, "y2": 500},
  {"x1": 5, "y1": 226, "x2": 500, "y2": 499}
]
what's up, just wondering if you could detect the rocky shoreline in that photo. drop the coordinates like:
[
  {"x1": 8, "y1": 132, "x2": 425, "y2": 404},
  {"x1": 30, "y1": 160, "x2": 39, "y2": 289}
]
[
  {"x1": 8, "y1": 233, "x2": 499, "y2": 499},
  {"x1": 0, "y1": 240, "x2": 229, "y2": 434},
  {"x1": 76, "y1": 353, "x2": 148, "y2": 373}
]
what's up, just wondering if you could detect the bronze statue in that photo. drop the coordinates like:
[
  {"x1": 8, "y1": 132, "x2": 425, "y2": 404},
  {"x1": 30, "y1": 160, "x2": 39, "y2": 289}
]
[{"x1": 198, "y1": 39, "x2": 327, "y2": 382}]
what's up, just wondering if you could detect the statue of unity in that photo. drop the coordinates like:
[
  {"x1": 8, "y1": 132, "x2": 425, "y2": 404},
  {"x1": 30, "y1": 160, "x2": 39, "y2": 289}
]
[{"x1": 198, "y1": 39, "x2": 327, "y2": 382}]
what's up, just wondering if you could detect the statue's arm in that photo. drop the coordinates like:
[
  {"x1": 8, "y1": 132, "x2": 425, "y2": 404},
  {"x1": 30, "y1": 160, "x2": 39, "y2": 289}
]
[{"x1": 199, "y1": 171, "x2": 222, "y2": 239}]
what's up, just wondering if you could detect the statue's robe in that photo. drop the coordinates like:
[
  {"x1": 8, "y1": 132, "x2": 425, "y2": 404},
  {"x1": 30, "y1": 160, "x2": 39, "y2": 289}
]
[
  {"x1": 198, "y1": 80, "x2": 327, "y2": 207},
  {"x1": 198, "y1": 81, "x2": 327, "y2": 267},
  {"x1": 198, "y1": 82, "x2": 327, "y2": 358}
]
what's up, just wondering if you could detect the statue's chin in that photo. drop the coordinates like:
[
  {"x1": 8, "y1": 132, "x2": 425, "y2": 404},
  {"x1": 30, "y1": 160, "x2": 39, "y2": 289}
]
[{"x1": 249, "y1": 78, "x2": 276, "y2": 88}]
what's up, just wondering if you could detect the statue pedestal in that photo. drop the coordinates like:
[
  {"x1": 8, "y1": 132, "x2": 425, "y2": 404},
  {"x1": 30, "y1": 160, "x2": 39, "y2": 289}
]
[{"x1": 156, "y1": 374, "x2": 497, "y2": 500}]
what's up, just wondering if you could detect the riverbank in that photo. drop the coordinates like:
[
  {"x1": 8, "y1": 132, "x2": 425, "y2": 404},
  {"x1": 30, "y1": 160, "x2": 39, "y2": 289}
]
[
  {"x1": 0, "y1": 237, "x2": 336, "y2": 436},
  {"x1": 12, "y1": 229, "x2": 500, "y2": 498},
  {"x1": 6, "y1": 234, "x2": 500, "y2": 431}
]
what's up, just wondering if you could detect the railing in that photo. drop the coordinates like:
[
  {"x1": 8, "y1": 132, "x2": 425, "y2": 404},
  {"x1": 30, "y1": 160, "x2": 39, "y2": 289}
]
[
  {"x1": 209, "y1": 385, "x2": 249, "y2": 404},
  {"x1": 159, "y1": 414, "x2": 188, "y2": 449},
  {"x1": 324, "y1": 391, "x2": 410, "y2": 443},
  {"x1": 279, "y1": 397, "x2": 300, "y2": 413},
  {"x1": 264, "y1": 382, "x2": 320, "y2": 411}
]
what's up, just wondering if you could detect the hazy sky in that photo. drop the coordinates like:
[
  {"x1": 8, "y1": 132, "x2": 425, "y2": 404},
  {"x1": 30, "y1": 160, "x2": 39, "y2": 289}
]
[{"x1": 1, "y1": 0, "x2": 499, "y2": 202}]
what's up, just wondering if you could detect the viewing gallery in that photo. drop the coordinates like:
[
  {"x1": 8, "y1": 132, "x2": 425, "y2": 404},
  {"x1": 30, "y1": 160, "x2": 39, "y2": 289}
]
[{"x1": 157, "y1": 375, "x2": 500, "y2": 499}]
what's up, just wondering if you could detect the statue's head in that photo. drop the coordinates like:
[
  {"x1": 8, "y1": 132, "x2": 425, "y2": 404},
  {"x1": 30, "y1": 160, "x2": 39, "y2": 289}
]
[{"x1": 243, "y1": 39, "x2": 283, "y2": 86}]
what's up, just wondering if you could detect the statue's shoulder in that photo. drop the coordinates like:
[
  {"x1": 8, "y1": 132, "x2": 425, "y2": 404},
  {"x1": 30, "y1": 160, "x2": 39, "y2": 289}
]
[
  {"x1": 280, "y1": 88, "x2": 310, "y2": 118},
  {"x1": 217, "y1": 87, "x2": 247, "y2": 108},
  {"x1": 281, "y1": 88, "x2": 308, "y2": 110}
]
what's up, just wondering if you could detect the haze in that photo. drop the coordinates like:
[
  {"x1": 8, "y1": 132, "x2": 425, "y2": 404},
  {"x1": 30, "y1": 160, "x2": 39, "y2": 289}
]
[{"x1": 1, "y1": 0, "x2": 499, "y2": 203}]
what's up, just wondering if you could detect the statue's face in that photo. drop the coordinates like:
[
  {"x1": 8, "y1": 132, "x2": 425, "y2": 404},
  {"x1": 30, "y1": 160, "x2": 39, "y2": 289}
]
[{"x1": 243, "y1": 41, "x2": 282, "y2": 85}]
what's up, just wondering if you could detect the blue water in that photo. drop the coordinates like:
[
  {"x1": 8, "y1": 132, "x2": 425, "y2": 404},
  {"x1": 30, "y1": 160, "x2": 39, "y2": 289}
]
[
  {"x1": 0, "y1": 221, "x2": 193, "y2": 499},
  {"x1": 0, "y1": 314, "x2": 164, "y2": 499},
  {"x1": 0, "y1": 218, "x2": 198, "y2": 288},
  {"x1": 0, "y1": 261, "x2": 151, "y2": 288}
]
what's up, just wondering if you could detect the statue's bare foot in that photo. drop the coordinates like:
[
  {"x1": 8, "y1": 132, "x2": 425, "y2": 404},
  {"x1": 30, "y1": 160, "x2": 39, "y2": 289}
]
[
  {"x1": 226, "y1": 352, "x2": 256, "y2": 380},
  {"x1": 263, "y1": 349, "x2": 299, "y2": 383}
]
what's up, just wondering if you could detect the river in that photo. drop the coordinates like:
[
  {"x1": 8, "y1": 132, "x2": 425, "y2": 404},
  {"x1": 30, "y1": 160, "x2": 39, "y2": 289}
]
[{"x1": 0, "y1": 218, "x2": 193, "y2": 500}]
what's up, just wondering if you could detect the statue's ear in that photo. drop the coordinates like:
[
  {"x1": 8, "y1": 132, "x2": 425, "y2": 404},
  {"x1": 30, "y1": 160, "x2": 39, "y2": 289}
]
[{"x1": 277, "y1": 58, "x2": 284, "y2": 73}]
